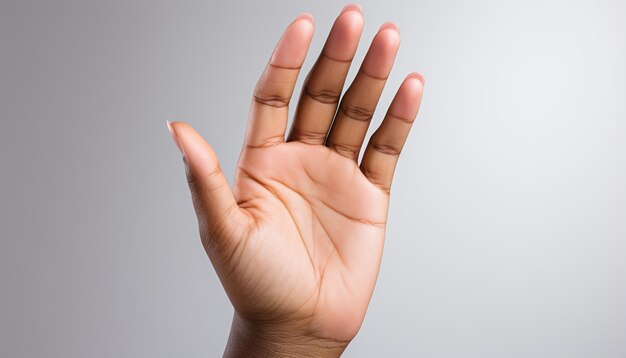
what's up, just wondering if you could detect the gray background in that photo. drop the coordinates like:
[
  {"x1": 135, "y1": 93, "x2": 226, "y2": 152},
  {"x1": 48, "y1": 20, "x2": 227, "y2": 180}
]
[{"x1": 1, "y1": 0, "x2": 625, "y2": 357}]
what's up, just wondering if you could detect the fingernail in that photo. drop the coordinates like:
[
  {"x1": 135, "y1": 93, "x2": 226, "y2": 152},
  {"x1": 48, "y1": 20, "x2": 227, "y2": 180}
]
[
  {"x1": 166, "y1": 120, "x2": 184, "y2": 155},
  {"x1": 294, "y1": 12, "x2": 314, "y2": 24},
  {"x1": 341, "y1": 3, "x2": 362, "y2": 14},
  {"x1": 379, "y1": 21, "x2": 399, "y2": 33}
]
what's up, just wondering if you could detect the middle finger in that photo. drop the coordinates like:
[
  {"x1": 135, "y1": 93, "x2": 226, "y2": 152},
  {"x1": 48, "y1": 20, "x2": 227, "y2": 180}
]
[{"x1": 326, "y1": 22, "x2": 400, "y2": 160}]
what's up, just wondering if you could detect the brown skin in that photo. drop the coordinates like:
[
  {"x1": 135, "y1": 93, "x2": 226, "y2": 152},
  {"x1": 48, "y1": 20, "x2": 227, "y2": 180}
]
[{"x1": 168, "y1": 4, "x2": 424, "y2": 357}]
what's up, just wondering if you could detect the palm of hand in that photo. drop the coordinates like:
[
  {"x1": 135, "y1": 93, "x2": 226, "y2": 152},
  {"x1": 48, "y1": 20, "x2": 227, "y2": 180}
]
[
  {"x1": 168, "y1": 5, "x2": 424, "y2": 351},
  {"x1": 227, "y1": 143, "x2": 388, "y2": 339}
]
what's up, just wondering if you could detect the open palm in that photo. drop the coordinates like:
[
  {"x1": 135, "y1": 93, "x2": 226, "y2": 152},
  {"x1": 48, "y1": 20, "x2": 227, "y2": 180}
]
[{"x1": 168, "y1": 4, "x2": 424, "y2": 355}]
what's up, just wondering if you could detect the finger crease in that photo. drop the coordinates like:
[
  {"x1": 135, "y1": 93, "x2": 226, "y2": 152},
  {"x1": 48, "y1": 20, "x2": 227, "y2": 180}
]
[
  {"x1": 387, "y1": 112, "x2": 415, "y2": 124},
  {"x1": 370, "y1": 142, "x2": 402, "y2": 156},
  {"x1": 253, "y1": 93, "x2": 290, "y2": 108},
  {"x1": 320, "y1": 51, "x2": 354, "y2": 64},
  {"x1": 340, "y1": 104, "x2": 374, "y2": 122},
  {"x1": 268, "y1": 62, "x2": 302, "y2": 71},
  {"x1": 358, "y1": 67, "x2": 389, "y2": 81},
  {"x1": 304, "y1": 85, "x2": 341, "y2": 105},
  {"x1": 290, "y1": 128, "x2": 329, "y2": 144}
]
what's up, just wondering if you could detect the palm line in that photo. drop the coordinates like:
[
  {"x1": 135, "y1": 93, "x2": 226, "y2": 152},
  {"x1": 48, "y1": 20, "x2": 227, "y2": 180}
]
[
  {"x1": 236, "y1": 165, "x2": 317, "y2": 272},
  {"x1": 237, "y1": 162, "x2": 350, "y2": 271}
]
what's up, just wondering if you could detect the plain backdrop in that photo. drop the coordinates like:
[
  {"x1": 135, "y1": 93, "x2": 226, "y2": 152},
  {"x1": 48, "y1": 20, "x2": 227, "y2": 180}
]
[{"x1": 1, "y1": 0, "x2": 625, "y2": 357}]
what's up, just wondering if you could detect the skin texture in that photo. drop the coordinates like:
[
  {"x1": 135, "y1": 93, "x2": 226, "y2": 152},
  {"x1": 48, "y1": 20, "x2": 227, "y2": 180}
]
[{"x1": 168, "y1": 4, "x2": 424, "y2": 357}]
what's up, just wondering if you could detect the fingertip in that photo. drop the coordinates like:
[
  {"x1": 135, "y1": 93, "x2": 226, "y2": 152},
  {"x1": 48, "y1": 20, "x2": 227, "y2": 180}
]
[
  {"x1": 168, "y1": 120, "x2": 192, "y2": 137},
  {"x1": 406, "y1": 72, "x2": 425, "y2": 86},
  {"x1": 341, "y1": 3, "x2": 363, "y2": 15},
  {"x1": 376, "y1": 24, "x2": 401, "y2": 49},
  {"x1": 404, "y1": 73, "x2": 425, "y2": 94},
  {"x1": 404, "y1": 78, "x2": 424, "y2": 99},
  {"x1": 290, "y1": 12, "x2": 315, "y2": 38},
  {"x1": 323, "y1": 4, "x2": 364, "y2": 61},
  {"x1": 271, "y1": 13, "x2": 315, "y2": 68},
  {"x1": 379, "y1": 21, "x2": 399, "y2": 34},
  {"x1": 166, "y1": 119, "x2": 175, "y2": 135},
  {"x1": 391, "y1": 74, "x2": 425, "y2": 119},
  {"x1": 169, "y1": 122, "x2": 212, "y2": 160},
  {"x1": 168, "y1": 120, "x2": 183, "y2": 128},
  {"x1": 167, "y1": 120, "x2": 184, "y2": 154},
  {"x1": 338, "y1": 4, "x2": 364, "y2": 26},
  {"x1": 294, "y1": 12, "x2": 315, "y2": 26},
  {"x1": 361, "y1": 26, "x2": 400, "y2": 78},
  {"x1": 338, "y1": 4, "x2": 364, "y2": 31}
]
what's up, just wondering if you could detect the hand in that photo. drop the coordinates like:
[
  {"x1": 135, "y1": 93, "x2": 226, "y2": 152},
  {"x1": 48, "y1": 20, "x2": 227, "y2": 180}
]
[{"x1": 168, "y1": 4, "x2": 424, "y2": 357}]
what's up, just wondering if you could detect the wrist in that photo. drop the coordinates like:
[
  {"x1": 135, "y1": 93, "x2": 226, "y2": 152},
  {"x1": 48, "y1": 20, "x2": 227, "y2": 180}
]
[{"x1": 223, "y1": 312, "x2": 349, "y2": 358}]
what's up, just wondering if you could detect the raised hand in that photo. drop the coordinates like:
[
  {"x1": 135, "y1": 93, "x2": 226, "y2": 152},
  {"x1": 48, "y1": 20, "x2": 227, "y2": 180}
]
[{"x1": 168, "y1": 4, "x2": 424, "y2": 357}]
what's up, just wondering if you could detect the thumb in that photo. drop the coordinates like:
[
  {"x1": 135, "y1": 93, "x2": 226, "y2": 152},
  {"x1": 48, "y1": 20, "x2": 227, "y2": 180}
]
[{"x1": 167, "y1": 121, "x2": 246, "y2": 250}]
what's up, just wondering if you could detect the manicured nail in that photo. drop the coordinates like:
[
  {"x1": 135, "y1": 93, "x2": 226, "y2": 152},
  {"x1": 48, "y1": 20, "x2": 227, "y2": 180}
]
[
  {"x1": 294, "y1": 12, "x2": 314, "y2": 24},
  {"x1": 379, "y1": 21, "x2": 399, "y2": 33},
  {"x1": 341, "y1": 3, "x2": 362, "y2": 14},
  {"x1": 166, "y1": 120, "x2": 184, "y2": 155}
]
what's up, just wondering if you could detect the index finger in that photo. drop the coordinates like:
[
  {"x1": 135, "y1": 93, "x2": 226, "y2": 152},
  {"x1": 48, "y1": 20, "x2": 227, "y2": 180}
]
[{"x1": 243, "y1": 13, "x2": 315, "y2": 148}]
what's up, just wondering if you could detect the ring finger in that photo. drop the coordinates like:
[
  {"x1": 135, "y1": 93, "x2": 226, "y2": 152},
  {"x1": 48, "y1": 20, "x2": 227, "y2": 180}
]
[{"x1": 325, "y1": 22, "x2": 400, "y2": 160}]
